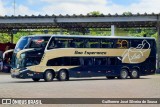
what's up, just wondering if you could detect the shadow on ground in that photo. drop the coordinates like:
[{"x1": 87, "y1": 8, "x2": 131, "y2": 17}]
[{"x1": 0, "y1": 77, "x2": 151, "y2": 84}]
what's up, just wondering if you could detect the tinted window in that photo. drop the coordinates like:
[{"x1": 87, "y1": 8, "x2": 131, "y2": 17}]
[
  {"x1": 84, "y1": 39, "x2": 100, "y2": 48},
  {"x1": 84, "y1": 39, "x2": 89, "y2": 48},
  {"x1": 101, "y1": 39, "x2": 114, "y2": 48},
  {"x1": 29, "y1": 37, "x2": 50, "y2": 48},
  {"x1": 69, "y1": 38, "x2": 84, "y2": 48},
  {"x1": 68, "y1": 39, "x2": 76, "y2": 48},
  {"x1": 25, "y1": 57, "x2": 41, "y2": 67},
  {"x1": 46, "y1": 57, "x2": 81, "y2": 66},
  {"x1": 47, "y1": 57, "x2": 62, "y2": 66},
  {"x1": 47, "y1": 38, "x2": 55, "y2": 49},
  {"x1": 94, "y1": 58, "x2": 107, "y2": 65},
  {"x1": 63, "y1": 57, "x2": 70, "y2": 66},
  {"x1": 54, "y1": 39, "x2": 68, "y2": 48},
  {"x1": 48, "y1": 37, "x2": 76, "y2": 49},
  {"x1": 107, "y1": 57, "x2": 117, "y2": 65},
  {"x1": 90, "y1": 39, "x2": 100, "y2": 48},
  {"x1": 15, "y1": 37, "x2": 29, "y2": 51},
  {"x1": 83, "y1": 58, "x2": 93, "y2": 66},
  {"x1": 70, "y1": 57, "x2": 81, "y2": 65}
]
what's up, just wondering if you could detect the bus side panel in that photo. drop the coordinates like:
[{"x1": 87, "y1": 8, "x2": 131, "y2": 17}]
[{"x1": 68, "y1": 65, "x2": 121, "y2": 78}]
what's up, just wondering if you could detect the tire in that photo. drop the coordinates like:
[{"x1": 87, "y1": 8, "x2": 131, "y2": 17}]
[
  {"x1": 118, "y1": 69, "x2": 129, "y2": 79},
  {"x1": 130, "y1": 69, "x2": 140, "y2": 79},
  {"x1": 106, "y1": 76, "x2": 115, "y2": 79},
  {"x1": 44, "y1": 70, "x2": 54, "y2": 82},
  {"x1": 32, "y1": 78, "x2": 40, "y2": 82},
  {"x1": 57, "y1": 70, "x2": 69, "y2": 81}
]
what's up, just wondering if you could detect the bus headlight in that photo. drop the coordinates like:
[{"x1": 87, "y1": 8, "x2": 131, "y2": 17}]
[{"x1": 20, "y1": 53, "x2": 26, "y2": 59}]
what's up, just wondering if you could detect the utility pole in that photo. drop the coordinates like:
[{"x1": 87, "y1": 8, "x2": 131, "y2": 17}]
[{"x1": 14, "y1": 0, "x2": 16, "y2": 16}]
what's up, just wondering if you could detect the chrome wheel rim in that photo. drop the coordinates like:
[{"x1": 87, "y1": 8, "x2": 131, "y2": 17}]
[
  {"x1": 121, "y1": 70, "x2": 127, "y2": 78},
  {"x1": 47, "y1": 72, "x2": 52, "y2": 80},
  {"x1": 60, "y1": 72, "x2": 66, "y2": 80},
  {"x1": 132, "y1": 70, "x2": 138, "y2": 77}
]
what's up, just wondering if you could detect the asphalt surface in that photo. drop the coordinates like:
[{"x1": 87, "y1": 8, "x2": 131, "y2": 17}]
[{"x1": 0, "y1": 73, "x2": 160, "y2": 107}]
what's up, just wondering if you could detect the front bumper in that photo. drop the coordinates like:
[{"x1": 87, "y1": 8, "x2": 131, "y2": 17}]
[{"x1": 11, "y1": 68, "x2": 43, "y2": 79}]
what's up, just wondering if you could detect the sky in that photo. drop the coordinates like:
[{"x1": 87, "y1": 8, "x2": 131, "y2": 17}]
[{"x1": 0, "y1": 0, "x2": 160, "y2": 16}]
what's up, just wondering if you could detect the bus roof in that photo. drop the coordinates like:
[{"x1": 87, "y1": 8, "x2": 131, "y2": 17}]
[
  {"x1": 22, "y1": 34, "x2": 52, "y2": 37},
  {"x1": 21, "y1": 34, "x2": 155, "y2": 40},
  {"x1": 51, "y1": 35, "x2": 156, "y2": 40}
]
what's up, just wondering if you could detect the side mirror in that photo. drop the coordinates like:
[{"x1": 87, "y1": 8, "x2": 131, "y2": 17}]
[{"x1": 3, "y1": 49, "x2": 14, "y2": 59}]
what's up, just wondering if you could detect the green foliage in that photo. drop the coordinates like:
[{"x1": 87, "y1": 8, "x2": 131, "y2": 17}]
[
  {"x1": 0, "y1": 33, "x2": 11, "y2": 43},
  {"x1": 128, "y1": 28, "x2": 157, "y2": 38},
  {"x1": 88, "y1": 11, "x2": 101, "y2": 16},
  {"x1": 0, "y1": 27, "x2": 158, "y2": 44},
  {"x1": 89, "y1": 28, "x2": 111, "y2": 36},
  {"x1": 123, "y1": 12, "x2": 132, "y2": 16},
  {"x1": 13, "y1": 32, "x2": 30, "y2": 43}
]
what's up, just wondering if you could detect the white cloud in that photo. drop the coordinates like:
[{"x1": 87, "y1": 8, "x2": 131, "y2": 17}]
[
  {"x1": 0, "y1": 1, "x2": 7, "y2": 16},
  {"x1": 15, "y1": 5, "x2": 40, "y2": 16},
  {"x1": 0, "y1": 0, "x2": 160, "y2": 16},
  {"x1": 129, "y1": 0, "x2": 160, "y2": 14},
  {"x1": 0, "y1": 4, "x2": 40, "y2": 16},
  {"x1": 27, "y1": 0, "x2": 36, "y2": 5},
  {"x1": 41, "y1": 0, "x2": 107, "y2": 5},
  {"x1": 41, "y1": 0, "x2": 109, "y2": 15},
  {"x1": 41, "y1": 0, "x2": 160, "y2": 15}
]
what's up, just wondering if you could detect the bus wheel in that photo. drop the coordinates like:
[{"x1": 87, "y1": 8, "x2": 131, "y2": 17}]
[
  {"x1": 130, "y1": 69, "x2": 139, "y2": 79},
  {"x1": 32, "y1": 78, "x2": 40, "y2": 82},
  {"x1": 118, "y1": 69, "x2": 128, "y2": 79},
  {"x1": 106, "y1": 76, "x2": 115, "y2": 79},
  {"x1": 57, "y1": 70, "x2": 69, "y2": 81},
  {"x1": 44, "y1": 70, "x2": 54, "y2": 82}
]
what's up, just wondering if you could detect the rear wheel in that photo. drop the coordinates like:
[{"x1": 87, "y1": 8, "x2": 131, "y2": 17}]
[
  {"x1": 44, "y1": 70, "x2": 54, "y2": 82},
  {"x1": 32, "y1": 78, "x2": 40, "y2": 82},
  {"x1": 106, "y1": 76, "x2": 115, "y2": 79},
  {"x1": 118, "y1": 69, "x2": 128, "y2": 79},
  {"x1": 57, "y1": 70, "x2": 69, "y2": 81},
  {"x1": 130, "y1": 69, "x2": 140, "y2": 79}
]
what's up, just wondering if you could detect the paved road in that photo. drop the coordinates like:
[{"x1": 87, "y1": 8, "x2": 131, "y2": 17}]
[{"x1": 0, "y1": 74, "x2": 160, "y2": 107}]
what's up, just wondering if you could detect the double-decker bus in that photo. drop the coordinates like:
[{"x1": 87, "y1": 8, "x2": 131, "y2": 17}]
[{"x1": 11, "y1": 35, "x2": 156, "y2": 82}]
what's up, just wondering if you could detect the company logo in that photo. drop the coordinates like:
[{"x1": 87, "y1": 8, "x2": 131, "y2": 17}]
[
  {"x1": 1, "y1": 99, "x2": 42, "y2": 105},
  {"x1": 119, "y1": 40, "x2": 151, "y2": 63},
  {"x1": 2, "y1": 99, "x2": 11, "y2": 104}
]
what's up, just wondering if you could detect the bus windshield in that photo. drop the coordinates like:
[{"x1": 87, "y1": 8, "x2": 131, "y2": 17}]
[
  {"x1": 12, "y1": 36, "x2": 51, "y2": 68},
  {"x1": 15, "y1": 37, "x2": 29, "y2": 52},
  {"x1": 15, "y1": 36, "x2": 50, "y2": 52}
]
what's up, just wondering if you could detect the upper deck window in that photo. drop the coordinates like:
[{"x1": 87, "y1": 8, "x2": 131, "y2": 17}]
[
  {"x1": 84, "y1": 39, "x2": 100, "y2": 48},
  {"x1": 101, "y1": 39, "x2": 114, "y2": 48},
  {"x1": 29, "y1": 37, "x2": 50, "y2": 48}
]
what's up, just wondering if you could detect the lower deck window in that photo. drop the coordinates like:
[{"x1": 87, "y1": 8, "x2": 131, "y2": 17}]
[{"x1": 46, "y1": 57, "x2": 119, "y2": 66}]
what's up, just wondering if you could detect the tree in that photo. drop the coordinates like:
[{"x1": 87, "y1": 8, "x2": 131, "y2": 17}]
[
  {"x1": 123, "y1": 12, "x2": 132, "y2": 16},
  {"x1": 88, "y1": 11, "x2": 101, "y2": 16}
]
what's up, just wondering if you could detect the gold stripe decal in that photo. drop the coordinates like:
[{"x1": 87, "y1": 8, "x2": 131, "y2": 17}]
[{"x1": 43, "y1": 40, "x2": 151, "y2": 65}]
